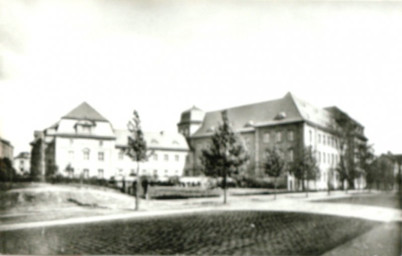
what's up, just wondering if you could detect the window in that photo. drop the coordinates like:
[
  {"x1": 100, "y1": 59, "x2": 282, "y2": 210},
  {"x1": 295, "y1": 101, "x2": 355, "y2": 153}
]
[
  {"x1": 276, "y1": 132, "x2": 282, "y2": 143},
  {"x1": 83, "y1": 149, "x2": 90, "y2": 160},
  {"x1": 164, "y1": 154, "x2": 169, "y2": 161},
  {"x1": 153, "y1": 154, "x2": 158, "y2": 161},
  {"x1": 164, "y1": 170, "x2": 168, "y2": 177},
  {"x1": 288, "y1": 131, "x2": 294, "y2": 141},
  {"x1": 323, "y1": 153, "x2": 326, "y2": 163},
  {"x1": 263, "y1": 132, "x2": 270, "y2": 143},
  {"x1": 142, "y1": 169, "x2": 146, "y2": 174},
  {"x1": 118, "y1": 151, "x2": 124, "y2": 160},
  {"x1": 68, "y1": 151, "x2": 74, "y2": 160},
  {"x1": 83, "y1": 169, "x2": 89, "y2": 179},
  {"x1": 98, "y1": 152, "x2": 104, "y2": 161},
  {"x1": 175, "y1": 155, "x2": 179, "y2": 161},
  {"x1": 153, "y1": 170, "x2": 158, "y2": 176},
  {"x1": 323, "y1": 136, "x2": 326, "y2": 145},
  {"x1": 175, "y1": 170, "x2": 179, "y2": 174},
  {"x1": 70, "y1": 138, "x2": 74, "y2": 145},
  {"x1": 98, "y1": 169, "x2": 104, "y2": 179},
  {"x1": 130, "y1": 169, "x2": 136, "y2": 176},
  {"x1": 318, "y1": 152, "x2": 321, "y2": 163},
  {"x1": 118, "y1": 169, "x2": 123, "y2": 174},
  {"x1": 318, "y1": 134, "x2": 321, "y2": 143},
  {"x1": 289, "y1": 149, "x2": 294, "y2": 162},
  {"x1": 99, "y1": 140, "x2": 103, "y2": 146},
  {"x1": 20, "y1": 160, "x2": 24, "y2": 166},
  {"x1": 309, "y1": 130, "x2": 312, "y2": 143}
]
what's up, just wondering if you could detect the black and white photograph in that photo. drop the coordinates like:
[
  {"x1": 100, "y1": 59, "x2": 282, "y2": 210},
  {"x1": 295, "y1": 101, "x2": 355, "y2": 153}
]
[{"x1": 0, "y1": 0, "x2": 401, "y2": 255}]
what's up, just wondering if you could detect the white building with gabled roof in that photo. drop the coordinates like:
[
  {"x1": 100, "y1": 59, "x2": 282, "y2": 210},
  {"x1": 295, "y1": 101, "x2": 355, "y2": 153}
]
[{"x1": 30, "y1": 102, "x2": 189, "y2": 181}]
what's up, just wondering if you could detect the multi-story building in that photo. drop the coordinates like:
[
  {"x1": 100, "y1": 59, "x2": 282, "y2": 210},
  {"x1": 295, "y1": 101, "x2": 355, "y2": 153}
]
[
  {"x1": 30, "y1": 102, "x2": 188, "y2": 180},
  {"x1": 0, "y1": 137, "x2": 14, "y2": 160},
  {"x1": 178, "y1": 92, "x2": 367, "y2": 190},
  {"x1": 13, "y1": 152, "x2": 30, "y2": 176}
]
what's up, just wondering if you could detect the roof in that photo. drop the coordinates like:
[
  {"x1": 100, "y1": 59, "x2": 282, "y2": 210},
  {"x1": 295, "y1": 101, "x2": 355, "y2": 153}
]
[
  {"x1": 292, "y1": 94, "x2": 334, "y2": 128},
  {"x1": 14, "y1": 152, "x2": 30, "y2": 159},
  {"x1": 192, "y1": 92, "x2": 354, "y2": 137},
  {"x1": 115, "y1": 129, "x2": 189, "y2": 151},
  {"x1": 62, "y1": 102, "x2": 109, "y2": 122},
  {"x1": 193, "y1": 92, "x2": 308, "y2": 136}
]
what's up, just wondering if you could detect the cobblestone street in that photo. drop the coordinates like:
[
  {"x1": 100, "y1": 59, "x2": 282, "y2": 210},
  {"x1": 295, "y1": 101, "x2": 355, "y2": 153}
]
[{"x1": 0, "y1": 211, "x2": 380, "y2": 255}]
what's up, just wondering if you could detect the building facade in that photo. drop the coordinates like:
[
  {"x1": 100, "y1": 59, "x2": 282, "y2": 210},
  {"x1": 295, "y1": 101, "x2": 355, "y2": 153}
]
[
  {"x1": 30, "y1": 102, "x2": 188, "y2": 180},
  {"x1": 13, "y1": 152, "x2": 30, "y2": 176},
  {"x1": 0, "y1": 137, "x2": 14, "y2": 160},
  {"x1": 178, "y1": 92, "x2": 367, "y2": 190}
]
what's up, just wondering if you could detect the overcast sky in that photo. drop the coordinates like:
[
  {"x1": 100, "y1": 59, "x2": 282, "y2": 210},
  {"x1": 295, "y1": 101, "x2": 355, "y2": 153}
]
[{"x1": 1, "y1": 0, "x2": 401, "y2": 156}]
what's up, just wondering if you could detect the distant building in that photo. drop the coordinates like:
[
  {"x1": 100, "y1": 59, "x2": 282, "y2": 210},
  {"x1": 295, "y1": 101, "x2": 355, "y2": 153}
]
[
  {"x1": 30, "y1": 102, "x2": 188, "y2": 180},
  {"x1": 178, "y1": 92, "x2": 367, "y2": 191},
  {"x1": 13, "y1": 152, "x2": 30, "y2": 176},
  {"x1": 0, "y1": 137, "x2": 14, "y2": 160}
]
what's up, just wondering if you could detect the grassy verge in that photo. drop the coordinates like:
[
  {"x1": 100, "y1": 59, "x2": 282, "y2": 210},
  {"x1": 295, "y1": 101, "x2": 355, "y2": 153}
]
[{"x1": 149, "y1": 186, "x2": 221, "y2": 199}]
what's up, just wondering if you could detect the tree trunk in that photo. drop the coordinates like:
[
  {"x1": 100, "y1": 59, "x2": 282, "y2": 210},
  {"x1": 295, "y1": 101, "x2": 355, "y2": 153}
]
[
  {"x1": 306, "y1": 180, "x2": 309, "y2": 198},
  {"x1": 135, "y1": 161, "x2": 140, "y2": 211},
  {"x1": 223, "y1": 174, "x2": 227, "y2": 204}
]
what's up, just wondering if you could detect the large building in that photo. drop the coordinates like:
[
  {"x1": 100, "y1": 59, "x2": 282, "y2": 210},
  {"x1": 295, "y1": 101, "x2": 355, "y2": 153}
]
[
  {"x1": 178, "y1": 92, "x2": 367, "y2": 190},
  {"x1": 0, "y1": 137, "x2": 14, "y2": 160},
  {"x1": 30, "y1": 102, "x2": 188, "y2": 181}
]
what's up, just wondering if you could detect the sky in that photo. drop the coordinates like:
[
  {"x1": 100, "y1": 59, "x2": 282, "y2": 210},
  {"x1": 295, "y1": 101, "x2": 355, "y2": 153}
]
[{"x1": 0, "y1": 0, "x2": 401, "y2": 156}]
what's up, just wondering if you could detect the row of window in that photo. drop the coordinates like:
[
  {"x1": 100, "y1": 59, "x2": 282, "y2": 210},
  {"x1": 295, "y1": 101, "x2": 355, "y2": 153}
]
[
  {"x1": 317, "y1": 151, "x2": 339, "y2": 165},
  {"x1": 118, "y1": 151, "x2": 181, "y2": 162},
  {"x1": 308, "y1": 131, "x2": 339, "y2": 148},
  {"x1": 69, "y1": 150, "x2": 105, "y2": 161},
  {"x1": 69, "y1": 139, "x2": 104, "y2": 146},
  {"x1": 69, "y1": 149, "x2": 182, "y2": 162},
  {"x1": 263, "y1": 131, "x2": 294, "y2": 144}
]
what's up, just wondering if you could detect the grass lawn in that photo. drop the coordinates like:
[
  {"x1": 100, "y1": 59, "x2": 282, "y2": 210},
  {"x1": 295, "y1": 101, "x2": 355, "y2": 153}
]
[
  {"x1": 0, "y1": 211, "x2": 379, "y2": 255},
  {"x1": 315, "y1": 192, "x2": 401, "y2": 209}
]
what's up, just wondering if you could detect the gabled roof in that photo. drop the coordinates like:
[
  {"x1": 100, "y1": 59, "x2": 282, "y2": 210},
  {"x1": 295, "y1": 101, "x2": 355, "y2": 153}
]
[
  {"x1": 193, "y1": 92, "x2": 306, "y2": 136},
  {"x1": 191, "y1": 92, "x2": 352, "y2": 137},
  {"x1": 62, "y1": 102, "x2": 109, "y2": 122},
  {"x1": 115, "y1": 129, "x2": 189, "y2": 151}
]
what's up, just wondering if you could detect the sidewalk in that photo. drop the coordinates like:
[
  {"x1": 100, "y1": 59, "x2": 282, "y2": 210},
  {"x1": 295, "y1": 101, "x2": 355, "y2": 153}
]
[{"x1": 322, "y1": 222, "x2": 401, "y2": 256}]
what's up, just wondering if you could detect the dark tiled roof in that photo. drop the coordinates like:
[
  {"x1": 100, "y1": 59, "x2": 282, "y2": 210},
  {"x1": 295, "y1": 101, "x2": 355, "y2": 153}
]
[
  {"x1": 62, "y1": 102, "x2": 109, "y2": 122},
  {"x1": 193, "y1": 92, "x2": 306, "y2": 136}
]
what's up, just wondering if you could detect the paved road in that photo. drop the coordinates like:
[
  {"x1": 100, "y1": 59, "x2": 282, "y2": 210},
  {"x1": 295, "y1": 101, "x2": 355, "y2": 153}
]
[
  {"x1": 0, "y1": 190, "x2": 400, "y2": 255},
  {"x1": 0, "y1": 211, "x2": 379, "y2": 255}
]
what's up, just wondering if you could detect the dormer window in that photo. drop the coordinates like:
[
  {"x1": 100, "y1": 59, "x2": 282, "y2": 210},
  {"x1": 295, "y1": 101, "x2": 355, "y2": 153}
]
[
  {"x1": 244, "y1": 121, "x2": 254, "y2": 127},
  {"x1": 207, "y1": 126, "x2": 215, "y2": 133},
  {"x1": 74, "y1": 120, "x2": 95, "y2": 134},
  {"x1": 151, "y1": 139, "x2": 159, "y2": 145},
  {"x1": 274, "y1": 112, "x2": 287, "y2": 120}
]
